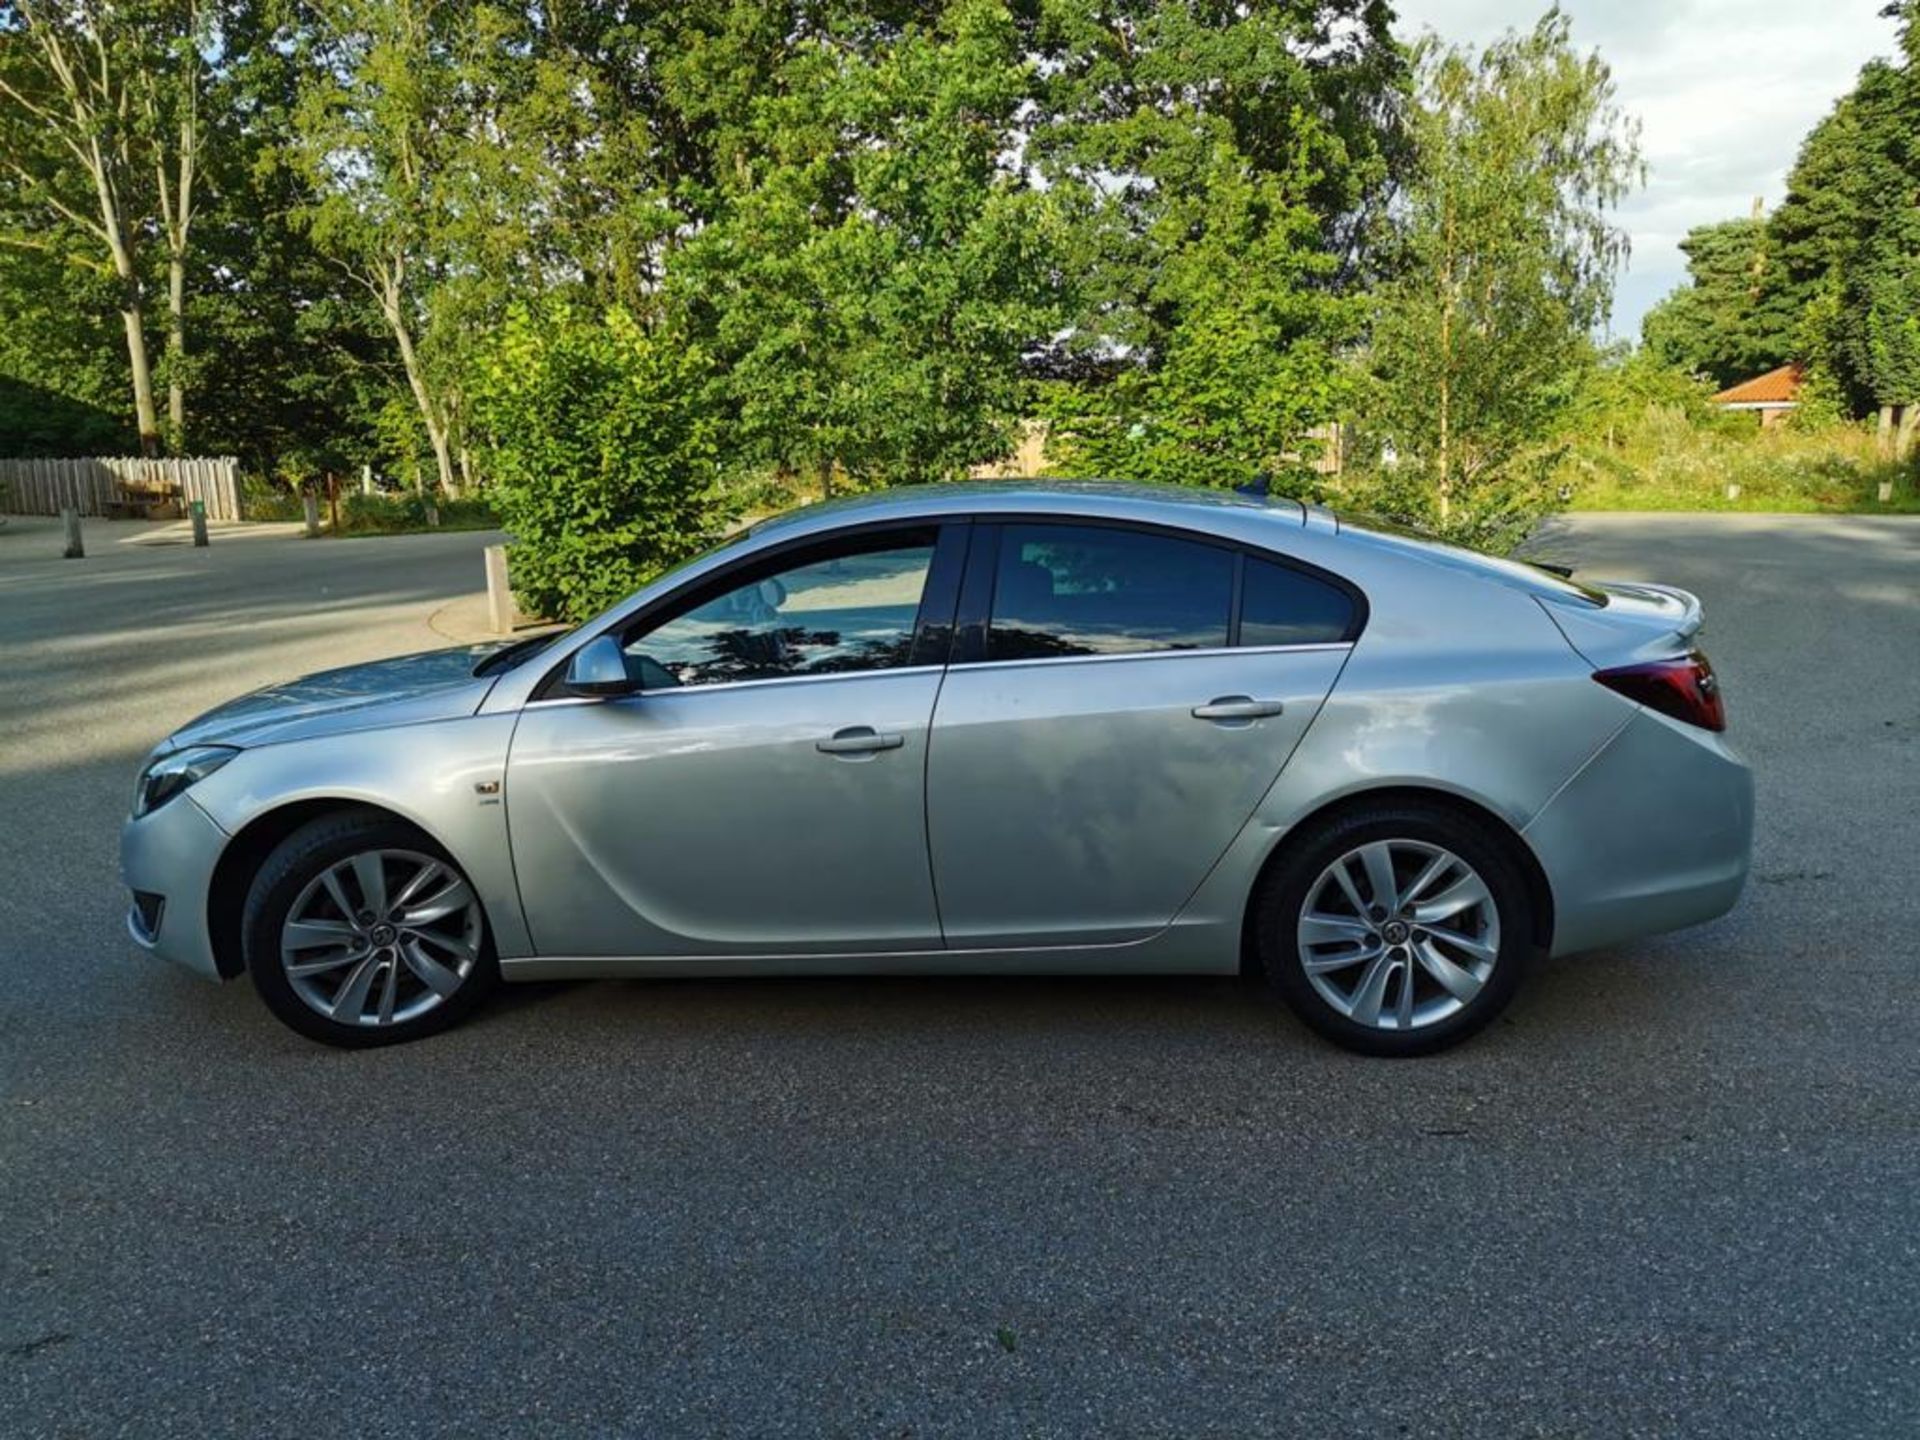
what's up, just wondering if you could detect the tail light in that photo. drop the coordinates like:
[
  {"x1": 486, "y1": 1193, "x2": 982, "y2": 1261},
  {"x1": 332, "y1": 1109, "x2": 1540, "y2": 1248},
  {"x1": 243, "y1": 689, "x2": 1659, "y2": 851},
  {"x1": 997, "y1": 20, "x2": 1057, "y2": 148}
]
[{"x1": 1594, "y1": 650, "x2": 1726, "y2": 732}]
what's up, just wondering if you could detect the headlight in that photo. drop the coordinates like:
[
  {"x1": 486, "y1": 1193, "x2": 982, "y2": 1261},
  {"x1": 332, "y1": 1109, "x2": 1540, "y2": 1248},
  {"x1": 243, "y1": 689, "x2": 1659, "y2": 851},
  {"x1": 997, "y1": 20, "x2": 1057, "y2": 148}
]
[{"x1": 133, "y1": 745, "x2": 238, "y2": 817}]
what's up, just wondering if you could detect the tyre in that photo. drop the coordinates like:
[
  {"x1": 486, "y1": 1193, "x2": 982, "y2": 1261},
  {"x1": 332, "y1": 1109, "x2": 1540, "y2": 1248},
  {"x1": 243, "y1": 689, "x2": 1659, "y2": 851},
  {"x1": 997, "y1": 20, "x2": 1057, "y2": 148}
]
[
  {"x1": 242, "y1": 810, "x2": 499, "y2": 1048},
  {"x1": 1252, "y1": 802, "x2": 1535, "y2": 1056}
]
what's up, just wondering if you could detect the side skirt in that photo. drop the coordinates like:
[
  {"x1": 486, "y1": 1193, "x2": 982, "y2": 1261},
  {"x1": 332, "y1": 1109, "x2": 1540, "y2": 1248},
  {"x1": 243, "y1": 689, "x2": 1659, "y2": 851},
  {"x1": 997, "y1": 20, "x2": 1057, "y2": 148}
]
[{"x1": 500, "y1": 927, "x2": 1238, "y2": 982}]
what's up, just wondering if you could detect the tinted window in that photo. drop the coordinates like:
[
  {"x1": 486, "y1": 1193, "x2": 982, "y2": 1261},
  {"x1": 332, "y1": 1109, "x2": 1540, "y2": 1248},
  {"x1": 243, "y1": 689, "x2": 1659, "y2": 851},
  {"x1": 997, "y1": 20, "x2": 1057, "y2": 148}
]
[
  {"x1": 627, "y1": 532, "x2": 935, "y2": 688},
  {"x1": 1238, "y1": 558, "x2": 1356, "y2": 646},
  {"x1": 988, "y1": 524, "x2": 1233, "y2": 660}
]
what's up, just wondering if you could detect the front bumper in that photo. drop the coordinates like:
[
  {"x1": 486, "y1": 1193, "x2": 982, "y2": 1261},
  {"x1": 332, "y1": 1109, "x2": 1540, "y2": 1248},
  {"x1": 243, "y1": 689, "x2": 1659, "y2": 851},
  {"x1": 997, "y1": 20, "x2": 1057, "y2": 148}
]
[
  {"x1": 119, "y1": 794, "x2": 230, "y2": 980},
  {"x1": 1526, "y1": 709, "x2": 1755, "y2": 958}
]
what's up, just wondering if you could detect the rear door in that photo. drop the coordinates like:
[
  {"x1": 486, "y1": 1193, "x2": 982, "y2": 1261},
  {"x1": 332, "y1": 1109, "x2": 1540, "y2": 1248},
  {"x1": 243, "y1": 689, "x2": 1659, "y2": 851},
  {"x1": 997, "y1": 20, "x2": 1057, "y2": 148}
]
[{"x1": 925, "y1": 520, "x2": 1359, "y2": 949}]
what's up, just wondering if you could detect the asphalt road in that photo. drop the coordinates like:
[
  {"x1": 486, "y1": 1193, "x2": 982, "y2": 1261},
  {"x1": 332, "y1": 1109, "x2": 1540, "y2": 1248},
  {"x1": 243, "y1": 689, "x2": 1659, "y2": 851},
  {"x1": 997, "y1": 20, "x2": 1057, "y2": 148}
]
[{"x1": 2, "y1": 510, "x2": 1916, "y2": 1438}]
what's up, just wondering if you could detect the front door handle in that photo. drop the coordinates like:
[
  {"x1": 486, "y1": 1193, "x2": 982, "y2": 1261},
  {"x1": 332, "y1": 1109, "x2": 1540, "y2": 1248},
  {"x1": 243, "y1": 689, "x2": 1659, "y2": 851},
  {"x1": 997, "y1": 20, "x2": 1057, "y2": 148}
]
[
  {"x1": 1191, "y1": 696, "x2": 1286, "y2": 721},
  {"x1": 816, "y1": 725, "x2": 905, "y2": 756}
]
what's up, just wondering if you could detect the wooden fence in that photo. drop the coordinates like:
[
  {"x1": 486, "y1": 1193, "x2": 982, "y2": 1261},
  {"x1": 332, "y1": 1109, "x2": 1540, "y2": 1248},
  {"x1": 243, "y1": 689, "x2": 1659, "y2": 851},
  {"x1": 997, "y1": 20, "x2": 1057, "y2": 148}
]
[{"x1": 0, "y1": 456, "x2": 244, "y2": 521}]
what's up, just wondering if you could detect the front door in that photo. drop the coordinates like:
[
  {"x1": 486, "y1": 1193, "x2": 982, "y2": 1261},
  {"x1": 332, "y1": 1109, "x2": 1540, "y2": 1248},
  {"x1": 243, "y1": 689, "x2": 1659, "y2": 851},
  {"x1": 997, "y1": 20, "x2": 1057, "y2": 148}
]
[
  {"x1": 926, "y1": 520, "x2": 1356, "y2": 948},
  {"x1": 508, "y1": 524, "x2": 963, "y2": 957}
]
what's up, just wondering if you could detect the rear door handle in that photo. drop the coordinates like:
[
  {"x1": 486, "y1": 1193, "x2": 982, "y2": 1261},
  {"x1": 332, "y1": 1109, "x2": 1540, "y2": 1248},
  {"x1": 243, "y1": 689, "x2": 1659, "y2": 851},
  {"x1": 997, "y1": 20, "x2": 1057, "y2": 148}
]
[
  {"x1": 816, "y1": 725, "x2": 905, "y2": 755},
  {"x1": 1191, "y1": 696, "x2": 1286, "y2": 721}
]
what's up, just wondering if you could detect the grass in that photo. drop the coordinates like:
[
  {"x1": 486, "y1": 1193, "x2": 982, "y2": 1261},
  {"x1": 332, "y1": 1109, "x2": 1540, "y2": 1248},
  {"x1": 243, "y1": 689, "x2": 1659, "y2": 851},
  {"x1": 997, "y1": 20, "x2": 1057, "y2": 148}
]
[{"x1": 1559, "y1": 408, "x2": 1920, "y2": 515}]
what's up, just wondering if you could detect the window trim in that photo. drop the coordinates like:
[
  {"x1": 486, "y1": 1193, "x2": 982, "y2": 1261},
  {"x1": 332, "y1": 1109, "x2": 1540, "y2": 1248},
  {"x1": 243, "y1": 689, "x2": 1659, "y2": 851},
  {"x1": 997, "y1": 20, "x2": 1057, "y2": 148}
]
[
  {"x1": 950, "y1": 512, "x2": 1367, "y2": 668},
  {"x1": 531, "y1": 519, "x2": 970, "y2": 701}
]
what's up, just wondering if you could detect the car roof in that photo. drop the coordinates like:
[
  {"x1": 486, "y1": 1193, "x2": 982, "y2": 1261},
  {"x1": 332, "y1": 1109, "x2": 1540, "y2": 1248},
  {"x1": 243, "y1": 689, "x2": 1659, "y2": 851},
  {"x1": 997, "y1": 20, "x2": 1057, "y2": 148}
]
[{"x1": 746, "y1": 477, "x2": 1317, "y2": 539}]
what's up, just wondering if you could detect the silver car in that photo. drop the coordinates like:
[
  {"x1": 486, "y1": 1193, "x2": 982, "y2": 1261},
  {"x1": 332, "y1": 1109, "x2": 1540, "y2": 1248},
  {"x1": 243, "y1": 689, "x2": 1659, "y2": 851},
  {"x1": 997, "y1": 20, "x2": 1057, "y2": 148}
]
[{"x1": 121, "y1": 482, "x2": 1753, "y2": 1055}]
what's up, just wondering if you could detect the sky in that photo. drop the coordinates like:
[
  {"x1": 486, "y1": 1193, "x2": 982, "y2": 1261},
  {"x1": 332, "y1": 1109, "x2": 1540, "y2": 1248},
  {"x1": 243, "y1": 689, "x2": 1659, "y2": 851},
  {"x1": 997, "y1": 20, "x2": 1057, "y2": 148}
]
[{"x1": 1392, "y1": 1, "x2": 1902, "y2": 341}]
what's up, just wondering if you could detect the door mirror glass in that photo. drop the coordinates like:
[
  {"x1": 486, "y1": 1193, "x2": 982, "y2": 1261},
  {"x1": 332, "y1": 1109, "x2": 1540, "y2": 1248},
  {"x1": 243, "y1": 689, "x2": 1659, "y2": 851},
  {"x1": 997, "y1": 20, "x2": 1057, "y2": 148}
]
[{"x1": 565, "y1": 635, "x2": 638, "y2": 697}]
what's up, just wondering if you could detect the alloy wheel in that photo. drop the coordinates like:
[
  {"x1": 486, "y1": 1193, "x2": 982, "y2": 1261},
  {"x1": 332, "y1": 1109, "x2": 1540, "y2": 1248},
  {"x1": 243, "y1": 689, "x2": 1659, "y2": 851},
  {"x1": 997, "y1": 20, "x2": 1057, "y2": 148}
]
[
  {"x1": 1295, "y1": 839, "x2": 1501, "y2": 1032},
  {"x1": 279, "y1": 848, "x2": 484, "y2": 1028}
]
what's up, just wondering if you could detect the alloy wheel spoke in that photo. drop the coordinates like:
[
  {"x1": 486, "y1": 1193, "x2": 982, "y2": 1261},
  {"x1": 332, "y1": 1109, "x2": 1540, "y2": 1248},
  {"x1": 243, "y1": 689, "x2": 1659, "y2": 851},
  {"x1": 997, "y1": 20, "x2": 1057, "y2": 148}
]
[
  {"x1": 401, "y1": 937, "x2": 463, "y2": 998},
  {"x1": 411, "y1": 928, "x2": 478, "y2": 964},
  {"x1": 1358, "y1": 843, "x2": 1399, "y2": 914},
  {"x1": 1394, "y1": 957, "x2": 1415, "y2": 1029},
  {"x1": 1300, "y1": 912, "x2": 1375, "y2": 946},
  {"x1": 286, "y1": 949, "x2": 362, "y2": 978},
  {"x1": 376, "y1": 958, "x2": 400, "y2": 1024},
  {"x1": 1401, "y1": 852, "x2": 1454, "y2": 907},
  {"x1": 329, "y1": 954, "x2": 383, "y2": 1021},
  {"x1": 1347, "y1": 952, "x2": 1395, "y2": 1027},
  {"x1": 1412, "y1": 874, "x2": 1491, "y2": 925},
  {"x1": 1427, "y1": 928, "x2": 1497, "y2": 963},
  {"x1": 349, "y1": 852, "x2": 388, "y2": 917},
  {"x1": 283, "y1": 918, "x2": 360, "y2": 950},
  {"x1": 1331, "y1": 860, "x2": 1370, "y2": 917},
  {"x1": 397, "y1": 878, "x2": 475, "y2": 928},
  {"x1": 389, "y1": 860, "x2": 446, "y2": 913},
  {"x1": 1304, "y1": 943, "x2": 1382, "y2": 975},
  {"x1": 1414, "y1": 937, "x2": 1486, "y2": 1003},
  {"x1": 320, "y1": 868, "x2": 358, "y2": 922}
]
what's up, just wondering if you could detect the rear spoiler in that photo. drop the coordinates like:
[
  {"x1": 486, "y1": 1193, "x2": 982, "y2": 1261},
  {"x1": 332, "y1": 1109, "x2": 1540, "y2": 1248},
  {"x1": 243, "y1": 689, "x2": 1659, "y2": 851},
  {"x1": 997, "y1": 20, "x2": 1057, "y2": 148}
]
[{"x1": 1538, "y1": 581, "x2": 1705, "y2": 668}]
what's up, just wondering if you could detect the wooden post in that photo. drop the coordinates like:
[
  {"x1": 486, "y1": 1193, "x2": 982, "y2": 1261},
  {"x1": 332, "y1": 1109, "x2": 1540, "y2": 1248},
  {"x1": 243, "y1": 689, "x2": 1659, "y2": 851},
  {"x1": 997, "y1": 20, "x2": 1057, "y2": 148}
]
[
  {"x1": 425, "y1": 499, "x2": 441, "y2": 529},
  {"x1": 190, "y1": 499, "x2": 208, "y2": 547},
  {"x1": 302, "y1": 490, "x2": 321, "y2": 538},
  {"x1": 1725, "y1": 483, "x2": 1741, "y2": 502},
  {"x1": 61, "y1": 506, "x2": 84, "y2": 559},
  {"x1": 327, "y1": 472, "x2": 340, "y2": 534},
  {"x1": 484, "y1": 544, "x2": 514, "y2": 636},
  {"x1": 361, "y1": 463, "x2": 373, "y2": 497},
  {"x1": 1878, "y1": 480, "x2": 1895, "y2": 503}
]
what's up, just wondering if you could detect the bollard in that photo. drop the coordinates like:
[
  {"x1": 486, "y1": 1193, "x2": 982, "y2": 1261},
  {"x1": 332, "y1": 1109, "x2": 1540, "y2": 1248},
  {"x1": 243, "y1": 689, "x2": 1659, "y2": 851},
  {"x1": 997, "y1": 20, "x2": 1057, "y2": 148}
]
[
  {"x1": 1724, "y1": 483, "x2": 1741, "y2": 502},
  {"x1": 484, "y1": 544, "x2": 514, "y2": 636},
  {"x1": 1879, "y1": 480, "x2": 1895, "y2": 504},
  {"x1": 190, "y1": 499, "x2": 209, "y2": 548},
  {"x1": 425, "y1": 501, "x2": 441, "y2": 529},
  {"x1": 61, "y1": 506, "x2": 84, "y2": 560},
  {"x1": 302, "y1": 491, "x2": 321, "y2": 538}
]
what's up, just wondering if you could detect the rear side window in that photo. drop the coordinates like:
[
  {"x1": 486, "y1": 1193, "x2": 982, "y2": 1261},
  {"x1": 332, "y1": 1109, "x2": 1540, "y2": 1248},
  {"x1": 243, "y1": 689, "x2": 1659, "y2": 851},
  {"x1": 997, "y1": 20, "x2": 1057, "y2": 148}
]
[
  {"x1": 988, "y1": 524, "x2": 1234, "y2": 659},
  {"x1": 1239, "y1": 558, "x2": 1356, "y2": 646}
]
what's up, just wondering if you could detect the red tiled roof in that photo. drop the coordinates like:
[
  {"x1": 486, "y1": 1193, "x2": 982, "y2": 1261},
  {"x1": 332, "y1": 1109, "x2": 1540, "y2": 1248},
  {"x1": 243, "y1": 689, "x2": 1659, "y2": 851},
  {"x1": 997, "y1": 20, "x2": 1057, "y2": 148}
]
[{"x1": 1712, "y1": 363, "x2": 1804, "y2": 406}]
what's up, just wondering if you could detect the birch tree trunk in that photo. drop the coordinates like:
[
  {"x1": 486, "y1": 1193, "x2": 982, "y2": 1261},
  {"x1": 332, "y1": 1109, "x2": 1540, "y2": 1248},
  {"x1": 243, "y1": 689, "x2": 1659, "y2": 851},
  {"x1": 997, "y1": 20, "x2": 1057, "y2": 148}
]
[{"x1": 375, "y1": 256, "x2": 458, "y2": 496}]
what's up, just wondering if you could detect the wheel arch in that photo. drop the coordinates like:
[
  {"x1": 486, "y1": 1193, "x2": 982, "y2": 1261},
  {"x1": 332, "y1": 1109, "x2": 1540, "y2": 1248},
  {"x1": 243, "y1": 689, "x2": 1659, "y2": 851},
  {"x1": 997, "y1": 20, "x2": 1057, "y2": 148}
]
[
  {"x1": 1236, "y1": 784, "x2": 1556, "y2": 977},
  {"x1": 204, "y1": 799, "x2": 470, "y2": 980}
]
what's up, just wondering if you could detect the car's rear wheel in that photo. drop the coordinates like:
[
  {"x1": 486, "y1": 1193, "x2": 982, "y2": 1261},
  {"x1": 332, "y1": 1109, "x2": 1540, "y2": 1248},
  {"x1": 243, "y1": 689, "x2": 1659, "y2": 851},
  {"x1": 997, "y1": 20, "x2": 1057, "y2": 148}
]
[
  {"x1": 1253, "y1": 802, "x2": 1534, "y2": 1056},
  {"x1": 242, "y1": 811, "x2": 498, "y2": 1048}
]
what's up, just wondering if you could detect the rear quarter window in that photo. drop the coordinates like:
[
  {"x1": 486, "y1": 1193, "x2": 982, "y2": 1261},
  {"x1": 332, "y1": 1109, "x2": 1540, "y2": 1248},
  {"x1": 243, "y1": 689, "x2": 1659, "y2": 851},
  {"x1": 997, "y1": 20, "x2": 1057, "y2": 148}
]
[{"x1": 1238, "y1": 558, "x2": 1356, "y2": 646}]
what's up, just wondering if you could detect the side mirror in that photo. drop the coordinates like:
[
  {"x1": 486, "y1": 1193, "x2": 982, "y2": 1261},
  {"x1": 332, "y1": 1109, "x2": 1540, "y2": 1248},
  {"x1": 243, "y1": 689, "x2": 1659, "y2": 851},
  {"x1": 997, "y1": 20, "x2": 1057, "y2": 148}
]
[{"x1": 564, "y1": 635, "x2": 638, "y2": 698}]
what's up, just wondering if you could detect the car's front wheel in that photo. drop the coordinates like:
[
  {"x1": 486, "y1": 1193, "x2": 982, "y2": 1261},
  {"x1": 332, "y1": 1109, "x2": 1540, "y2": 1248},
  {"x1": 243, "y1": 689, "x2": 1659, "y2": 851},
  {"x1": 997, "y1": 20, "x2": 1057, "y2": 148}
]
[
  {"x1": 1253, "y1": 802, "x2": 1534, "y2": 1056},
  {"x1": 242, "y1": 811, "x2": 498, "y2": 1048}
]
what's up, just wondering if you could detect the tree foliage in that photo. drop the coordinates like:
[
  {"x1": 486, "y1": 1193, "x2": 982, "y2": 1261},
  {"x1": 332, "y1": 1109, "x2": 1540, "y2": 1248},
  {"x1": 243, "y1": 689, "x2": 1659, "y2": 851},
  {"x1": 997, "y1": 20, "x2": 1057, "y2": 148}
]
[
  {"x1": 1361, "y1": 11, "x2": 1640, "y2": 546},
  {"x1": 1641, "y1": 216, "x2": 1797, "y2": 389},
  {"x1": 472, "y1": 304, "x2": 729, "y2": 623}
]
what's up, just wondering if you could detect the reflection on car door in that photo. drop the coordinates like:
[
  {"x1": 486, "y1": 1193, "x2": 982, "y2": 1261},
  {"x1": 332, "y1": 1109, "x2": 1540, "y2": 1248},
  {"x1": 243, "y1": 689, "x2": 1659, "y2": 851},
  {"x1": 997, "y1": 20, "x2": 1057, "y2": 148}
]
[
  {"x1": 508, "y1": 524, "x2": 965, "y2": 957},
  {"x1": 926, "y1": 521, "x2": 1355, "y2": 948}
]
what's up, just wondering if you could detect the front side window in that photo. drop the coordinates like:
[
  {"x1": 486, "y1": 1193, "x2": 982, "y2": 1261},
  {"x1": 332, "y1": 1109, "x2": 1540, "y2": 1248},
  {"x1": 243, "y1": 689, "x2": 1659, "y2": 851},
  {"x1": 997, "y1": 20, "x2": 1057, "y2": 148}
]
[
  {"x1": 988, "y1": 524, "x2": 1235, "y2": 660},
  {"x1": 626, "y1": 531, "x2": 936, "y2": 688}
]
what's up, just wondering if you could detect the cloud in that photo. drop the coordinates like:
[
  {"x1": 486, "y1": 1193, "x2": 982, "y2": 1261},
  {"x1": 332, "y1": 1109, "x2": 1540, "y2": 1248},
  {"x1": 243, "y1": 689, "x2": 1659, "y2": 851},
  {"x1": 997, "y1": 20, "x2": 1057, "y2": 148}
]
[{"x1": 1392, "y1": 1, "x2": 1900, "y2": 337}]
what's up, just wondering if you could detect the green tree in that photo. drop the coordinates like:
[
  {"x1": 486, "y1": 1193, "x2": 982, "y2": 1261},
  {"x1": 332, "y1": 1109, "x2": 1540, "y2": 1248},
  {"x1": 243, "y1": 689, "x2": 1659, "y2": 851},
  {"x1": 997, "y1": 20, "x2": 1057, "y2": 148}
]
[
  {"x1": 472, "y1": 304, "x2": 729, "y2": 623},
  {"x1": 0, "y1": 0, "x2": 212, "y2": 453},
  {"x1": 1028, "y1": 0, "x2": 1403, "y2": 487},
  {"x1": 1641, "y1": 215, "x2": 1796, "y2": 388},
  {"x1": 673, "y1": 0, "x2": 1058, "y2": 491},
  {"x1": 1762, "y1": 3, "x2": 1919, "y2": 443},
  {"x1": 1367, "y1": 10, "x2": 1642, "y2": 543}
]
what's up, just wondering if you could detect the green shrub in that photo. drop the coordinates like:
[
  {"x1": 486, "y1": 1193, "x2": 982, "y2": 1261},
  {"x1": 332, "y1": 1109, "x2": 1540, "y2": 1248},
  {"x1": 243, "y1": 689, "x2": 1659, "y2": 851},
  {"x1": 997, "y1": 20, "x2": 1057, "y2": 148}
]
[
  {"x1": 335, "y1": 490, "x2": 498, "y2": 532},
  {"x1": 472, "y1": 304, "x2": 731, "y2": 623}
]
